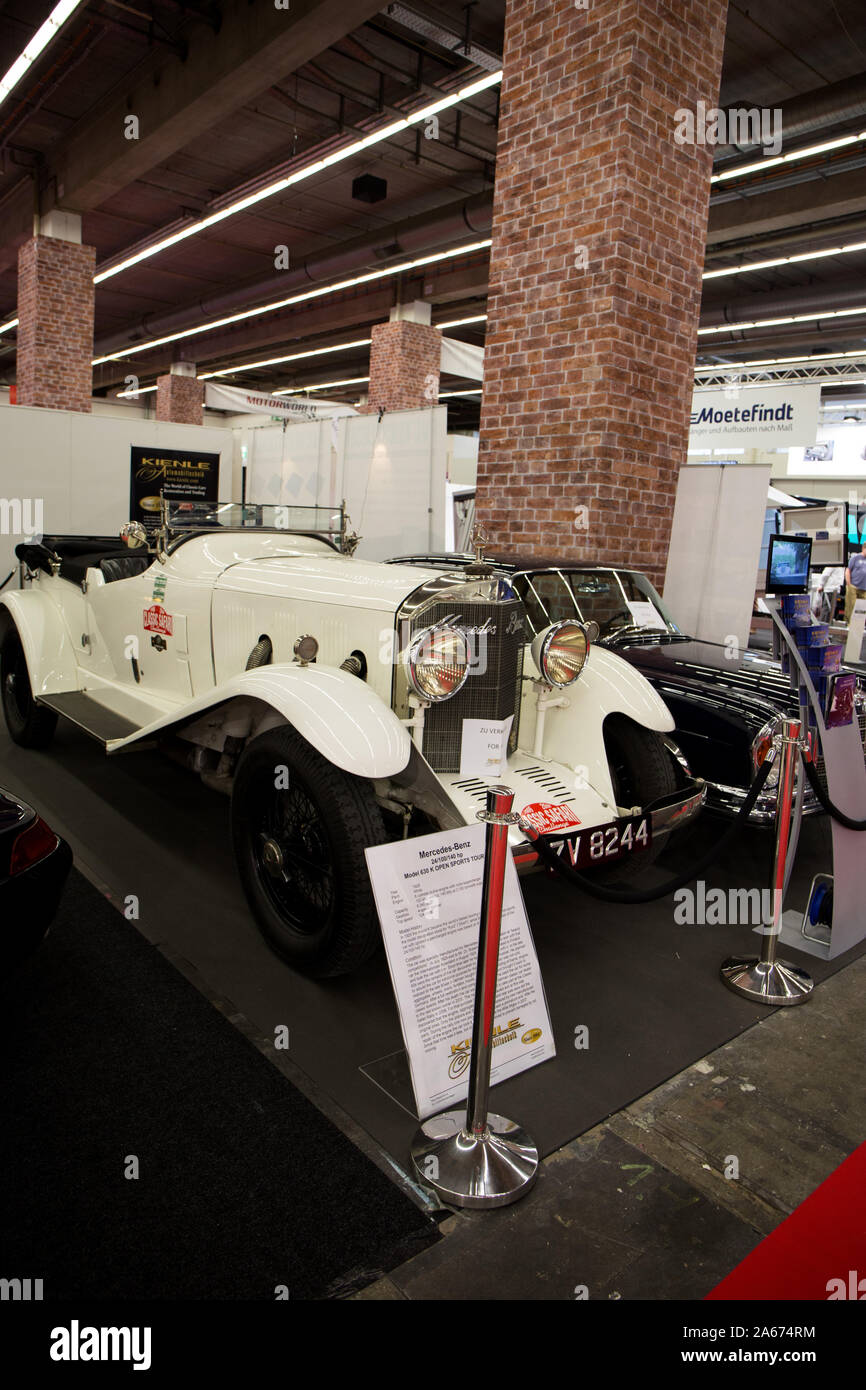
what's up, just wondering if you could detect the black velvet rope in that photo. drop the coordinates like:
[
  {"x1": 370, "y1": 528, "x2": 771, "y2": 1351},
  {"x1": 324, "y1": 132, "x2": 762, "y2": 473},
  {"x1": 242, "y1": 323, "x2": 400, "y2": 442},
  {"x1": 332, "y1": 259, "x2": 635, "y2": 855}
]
[
  {"x1": 802, "y1": 756, "x2": 866, "y2": 832},
  {"x1": 524, "y1": 759, "x2": 775, "y2": 903}
]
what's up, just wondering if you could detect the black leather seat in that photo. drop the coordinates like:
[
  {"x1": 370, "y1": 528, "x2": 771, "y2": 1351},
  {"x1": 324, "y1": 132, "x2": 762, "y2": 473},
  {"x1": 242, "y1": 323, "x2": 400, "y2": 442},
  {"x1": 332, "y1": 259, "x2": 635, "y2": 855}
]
[
  {"x1": 99, "y1": 554, "x2": 151, "y2": 583},
  {"x1": 15, "y1": 535, "x2": 152, "y2": 585}
]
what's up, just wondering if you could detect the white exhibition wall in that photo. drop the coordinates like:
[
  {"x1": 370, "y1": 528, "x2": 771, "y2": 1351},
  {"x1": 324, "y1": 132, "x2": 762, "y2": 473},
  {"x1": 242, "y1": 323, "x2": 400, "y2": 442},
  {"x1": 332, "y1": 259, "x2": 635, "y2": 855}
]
[
  {"x1": 244, "y1": 404, "x2": 448, "y2": 560},
  {"x1": 0, "y1": 400, "x2": 448, "y2": 585},
  {"x1": 663, "y1": 463, "x2": 771, "y2": 649},
  {"x1": 0, "y1": 402, "x2": 232, "y2": 585}
]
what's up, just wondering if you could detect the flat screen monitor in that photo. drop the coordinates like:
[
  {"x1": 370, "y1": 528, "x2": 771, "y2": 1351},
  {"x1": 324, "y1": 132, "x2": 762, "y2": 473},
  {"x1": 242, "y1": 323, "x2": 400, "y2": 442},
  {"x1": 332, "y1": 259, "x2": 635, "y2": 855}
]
[{"x1": 766, "y1": 533, "x2": 812, "y2": 595}]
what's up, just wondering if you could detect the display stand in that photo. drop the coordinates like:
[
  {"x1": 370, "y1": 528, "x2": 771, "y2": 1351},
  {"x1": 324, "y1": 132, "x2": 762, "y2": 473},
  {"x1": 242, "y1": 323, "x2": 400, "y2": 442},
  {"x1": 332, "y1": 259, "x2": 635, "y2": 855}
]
[
  {"x1": 721, "y1": 717, "x2": 813, "y2": 1004},
  {"x1": 767, "y1": 598, "x2": 866, "y2": 959},
  {"x1": 409, "y1": 786, "x2": 539, "y2": 1209}
]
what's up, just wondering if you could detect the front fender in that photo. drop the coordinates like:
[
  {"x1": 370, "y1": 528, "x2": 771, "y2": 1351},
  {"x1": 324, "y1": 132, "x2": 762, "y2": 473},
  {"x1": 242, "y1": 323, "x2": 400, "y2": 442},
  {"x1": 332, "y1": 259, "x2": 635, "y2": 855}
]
[
  {"x1": 520, "y1": 645, "x2": 676, "y2": 803},
  {"x1": 0, "y1": 590, "x2": 79, "y2": 694},
  {"x1": 111, "y1": 663, "x2": 412, "y2": 779},
  {"x1": 568, "y1": 645, "x2": 676, "y2": 733}
]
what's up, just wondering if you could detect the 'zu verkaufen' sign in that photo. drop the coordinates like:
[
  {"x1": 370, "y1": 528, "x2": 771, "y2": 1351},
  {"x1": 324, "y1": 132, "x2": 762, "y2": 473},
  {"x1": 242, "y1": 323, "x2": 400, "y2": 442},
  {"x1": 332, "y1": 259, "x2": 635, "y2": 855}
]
[
  {"x1": 689, "y1": 383, "x2": 820, "y2": 452},
  {"x1": 129, "y1": 445, "x2": 220, "y2": 528}
]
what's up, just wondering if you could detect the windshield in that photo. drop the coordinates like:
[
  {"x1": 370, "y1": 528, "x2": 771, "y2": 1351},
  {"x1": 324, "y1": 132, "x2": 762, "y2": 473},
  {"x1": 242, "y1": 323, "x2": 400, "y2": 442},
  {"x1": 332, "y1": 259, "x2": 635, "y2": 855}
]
[
  {"x1": 511, "y1": 569, "x2": 681, "y2": 639},
  {"x1": 163, "y1": 500, "x2": 345, "y2": 542}
]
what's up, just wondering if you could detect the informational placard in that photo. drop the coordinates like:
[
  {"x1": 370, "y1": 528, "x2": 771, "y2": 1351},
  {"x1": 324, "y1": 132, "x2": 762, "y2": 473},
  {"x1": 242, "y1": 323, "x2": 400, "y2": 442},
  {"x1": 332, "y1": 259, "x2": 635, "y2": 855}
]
[
  {"x1": 627, "y1": 599, "x2": 667, "y2": 630},
  {"x1": 365, "y1": 823, "x2": 555, "y2": 1120},
  {"x1": 459, "y1": 715, "x2": 513, "y2": 778},
  {"x1": 129, "y1": 445, "x2": 219, "y2": 529}
]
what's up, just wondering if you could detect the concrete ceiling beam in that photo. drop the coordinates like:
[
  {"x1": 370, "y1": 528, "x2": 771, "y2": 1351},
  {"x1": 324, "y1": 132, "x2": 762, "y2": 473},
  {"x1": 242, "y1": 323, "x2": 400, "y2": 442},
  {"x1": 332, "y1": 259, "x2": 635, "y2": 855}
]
[
  {"x1": 708, "y1": 170, "x2": 866, "y2": 244},
  {"x1": 0, "y1": 0, "x2": 385, "y2": 271},
  {"x1": 93, "y1": 262, "x2": 489, "y2": 390}
]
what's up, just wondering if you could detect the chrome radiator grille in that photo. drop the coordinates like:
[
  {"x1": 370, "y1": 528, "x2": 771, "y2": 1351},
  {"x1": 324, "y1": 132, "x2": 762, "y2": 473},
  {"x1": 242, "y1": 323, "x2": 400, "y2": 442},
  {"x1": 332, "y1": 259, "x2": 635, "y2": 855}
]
[{"x1": 417, "y1": 596, "x2": 525, "y2": 773}]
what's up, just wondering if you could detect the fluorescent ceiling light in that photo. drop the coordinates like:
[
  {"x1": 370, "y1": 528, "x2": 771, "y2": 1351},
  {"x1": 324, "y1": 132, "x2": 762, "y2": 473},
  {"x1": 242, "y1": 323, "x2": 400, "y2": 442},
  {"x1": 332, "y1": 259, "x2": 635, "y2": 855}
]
[
  {"x1": 5, "y1": 284, "x2": 494, "y2": 350},
  {"x1": 698, "y1": 305, "x2": 866, "y2": 335},
  {"x1": 2, "y1": 292, "x2": 492, "y2": 349},
  {"x1": 273, "y1": 376, "x2": 370, "y2": 395},
  {"x1": 92, "y1": 71, "x2": 502, "y2": 285},
  {"x1": 199, "y1": 337, "x2": 372, "y2": 380},
  {"x1": 703, "y1": 239, "x2": 866, "y2": 280},
  {"x1": 92, "y1": 238, "x2": 492, "y2": 363},
  {"x1": 0, "y1": 0, "x2": 84, "y2": 106},
  {"x1": 116, "y1": 384, "x2": 158, "y2": 398},
  {"x1": 711, "y1": 129, "x2": 866, "y2": 184},
  {"x1": 438, "y1": 388, "x2": 482, "y2": 397},
  {"x1": 436, "y1": 314, "x2": 488, "y2": 328}
]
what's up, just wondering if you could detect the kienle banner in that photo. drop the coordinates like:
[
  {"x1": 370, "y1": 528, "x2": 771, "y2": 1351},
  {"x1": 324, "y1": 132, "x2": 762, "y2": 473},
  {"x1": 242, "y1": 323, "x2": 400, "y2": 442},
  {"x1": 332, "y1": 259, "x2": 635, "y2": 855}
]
[{"x1": 129, "y1": 445, "x2": 220, "y2": 528}]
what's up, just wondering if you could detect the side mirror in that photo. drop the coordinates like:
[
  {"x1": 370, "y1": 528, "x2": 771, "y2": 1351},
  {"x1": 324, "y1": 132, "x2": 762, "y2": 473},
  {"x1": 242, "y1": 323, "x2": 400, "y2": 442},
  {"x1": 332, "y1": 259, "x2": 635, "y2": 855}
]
[{"x1": 120, "y1": 521, "x2": 148, "y2": 549}]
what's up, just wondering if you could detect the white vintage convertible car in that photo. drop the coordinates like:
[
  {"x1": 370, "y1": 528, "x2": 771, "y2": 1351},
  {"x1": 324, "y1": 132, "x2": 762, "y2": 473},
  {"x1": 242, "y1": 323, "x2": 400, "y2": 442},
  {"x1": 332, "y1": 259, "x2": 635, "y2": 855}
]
[{"x1": 1, "y1": 502, "x2": 703, "y2": 976}]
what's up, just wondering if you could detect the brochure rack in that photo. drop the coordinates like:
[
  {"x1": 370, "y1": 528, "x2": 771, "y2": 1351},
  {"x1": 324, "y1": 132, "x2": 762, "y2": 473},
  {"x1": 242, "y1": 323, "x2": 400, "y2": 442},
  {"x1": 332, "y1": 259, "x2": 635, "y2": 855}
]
[{"x1": 768, "y1": 598, "x2": 866, "y2": 959}]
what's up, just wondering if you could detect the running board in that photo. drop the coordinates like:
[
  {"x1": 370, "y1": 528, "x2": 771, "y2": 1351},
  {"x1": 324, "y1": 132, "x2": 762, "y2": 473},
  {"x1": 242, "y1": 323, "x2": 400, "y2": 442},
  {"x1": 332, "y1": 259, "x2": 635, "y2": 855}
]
[{"x1": 38, "y1": 692, "x2": 141, "y2": 746}]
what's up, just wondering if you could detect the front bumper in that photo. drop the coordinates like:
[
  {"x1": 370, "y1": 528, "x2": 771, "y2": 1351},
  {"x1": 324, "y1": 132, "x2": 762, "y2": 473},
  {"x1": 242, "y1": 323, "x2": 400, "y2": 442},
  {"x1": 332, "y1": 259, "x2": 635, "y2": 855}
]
[{"x1": 512, "y1": 779, "x2": 706, "y2": 869}]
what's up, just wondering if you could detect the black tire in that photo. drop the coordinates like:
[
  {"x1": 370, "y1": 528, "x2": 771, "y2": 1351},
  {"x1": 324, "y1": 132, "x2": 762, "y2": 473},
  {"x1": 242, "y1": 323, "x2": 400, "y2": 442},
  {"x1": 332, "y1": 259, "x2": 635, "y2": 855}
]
[
  {"x1": 593, "y1": 715, "x2": 677, "y2": 882},
  {"x1": 1, "y1": 630, "x2": 58, "y2": 748},
  {"x1": 231, "y1": 724, "x2": 388, "y2": 978}
]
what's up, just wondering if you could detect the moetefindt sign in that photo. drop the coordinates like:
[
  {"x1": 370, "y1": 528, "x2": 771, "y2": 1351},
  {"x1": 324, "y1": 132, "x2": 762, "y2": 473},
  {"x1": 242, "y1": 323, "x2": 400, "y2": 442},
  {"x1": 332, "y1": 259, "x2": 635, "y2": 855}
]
[
  {"x1": 129, "y1": 445, "x2": 220, "y2": 528},
  {"x1": 689, "y1": 383, "x2": 820, "y2": 451}
]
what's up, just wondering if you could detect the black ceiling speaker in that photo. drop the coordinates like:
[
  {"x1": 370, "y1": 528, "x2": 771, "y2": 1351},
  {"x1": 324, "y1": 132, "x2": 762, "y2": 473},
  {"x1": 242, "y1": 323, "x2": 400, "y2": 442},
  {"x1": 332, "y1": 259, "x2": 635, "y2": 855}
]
[{"x1": 352, "y1": 173, "x2": 387, "y2": 204}]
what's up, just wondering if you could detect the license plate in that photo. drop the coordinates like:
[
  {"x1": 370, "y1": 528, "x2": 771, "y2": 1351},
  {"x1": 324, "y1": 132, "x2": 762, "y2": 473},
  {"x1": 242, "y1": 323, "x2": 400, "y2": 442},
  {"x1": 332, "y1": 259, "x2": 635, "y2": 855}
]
[{"x1": 546, "y1": 815, "x2": 651, "y2": 870}]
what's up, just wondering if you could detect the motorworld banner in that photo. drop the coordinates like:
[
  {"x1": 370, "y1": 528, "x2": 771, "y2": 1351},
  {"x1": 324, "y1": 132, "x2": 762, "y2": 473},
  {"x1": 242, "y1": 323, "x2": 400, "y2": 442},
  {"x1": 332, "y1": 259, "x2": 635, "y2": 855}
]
[
  {"x1": 129, "y1": 445, "x2": 220, "y2": 528},
  {"x1": 204, "y1": 382, "x2": 357, "y2": 420},
  {"x1": 689, "y1": 382, "x2": 820, "y2": 451}
]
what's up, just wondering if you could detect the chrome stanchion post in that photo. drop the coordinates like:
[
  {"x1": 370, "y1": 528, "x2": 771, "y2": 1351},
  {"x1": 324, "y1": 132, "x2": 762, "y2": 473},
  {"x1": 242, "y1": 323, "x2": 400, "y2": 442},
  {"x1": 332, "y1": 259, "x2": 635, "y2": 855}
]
[
  {"x1": 721, "y1": 717, "x2": 814, "y2": 1005},
  {"x1": 410, "y1": 786, "x2": 540, "y2": 1208}
]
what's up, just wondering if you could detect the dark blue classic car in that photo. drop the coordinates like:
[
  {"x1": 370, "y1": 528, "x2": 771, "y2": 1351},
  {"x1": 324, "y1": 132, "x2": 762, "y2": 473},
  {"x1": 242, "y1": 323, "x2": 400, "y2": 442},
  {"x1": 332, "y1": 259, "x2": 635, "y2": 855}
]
[{"x1": 389, "y1": 554, "x2": 864, "y2": 824}]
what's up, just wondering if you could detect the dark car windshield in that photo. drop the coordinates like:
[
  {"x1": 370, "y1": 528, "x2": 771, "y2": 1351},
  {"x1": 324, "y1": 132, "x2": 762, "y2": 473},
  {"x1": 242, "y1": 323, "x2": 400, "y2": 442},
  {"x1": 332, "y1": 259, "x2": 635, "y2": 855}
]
[{"x1": 511, "y1": 569, "x2": 681, "y2": 639}]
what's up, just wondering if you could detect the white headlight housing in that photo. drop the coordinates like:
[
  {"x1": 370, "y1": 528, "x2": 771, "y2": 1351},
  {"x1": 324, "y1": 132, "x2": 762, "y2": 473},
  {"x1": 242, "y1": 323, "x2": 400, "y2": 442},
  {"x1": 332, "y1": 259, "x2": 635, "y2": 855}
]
[
  {"x1": 406, "y1": 624, "x2": 470, "y2": 702},
  {"x1": 532, "y1": 620, "x2": 590, "y2": 687}
]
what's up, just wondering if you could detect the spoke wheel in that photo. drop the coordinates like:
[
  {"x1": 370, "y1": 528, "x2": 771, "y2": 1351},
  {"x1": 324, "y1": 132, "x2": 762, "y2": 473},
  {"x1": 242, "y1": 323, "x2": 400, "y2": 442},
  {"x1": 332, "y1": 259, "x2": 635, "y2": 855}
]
[
  {"x1": 231, "y1": 725, "x2": 387, "y2": 977},
  {"x1": 252, "y1": 777, "x2": 336, "y2": 934}
]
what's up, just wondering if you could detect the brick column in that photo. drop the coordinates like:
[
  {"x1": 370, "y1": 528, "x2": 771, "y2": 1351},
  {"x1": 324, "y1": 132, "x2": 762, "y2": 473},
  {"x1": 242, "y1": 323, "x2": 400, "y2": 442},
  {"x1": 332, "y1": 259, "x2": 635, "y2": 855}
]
[
  {"x1": 477, "y1": 0, "x2": 728, "y2": 588},
  {"x1": 17, "y1": 236, "x2": 96, "y2": 412},
  {"x1": 156, "y1": 371, "x2": 203, "y2": 424},
  {"x1": 361, "y1": 319, "x2": 441, "y2": 414}
]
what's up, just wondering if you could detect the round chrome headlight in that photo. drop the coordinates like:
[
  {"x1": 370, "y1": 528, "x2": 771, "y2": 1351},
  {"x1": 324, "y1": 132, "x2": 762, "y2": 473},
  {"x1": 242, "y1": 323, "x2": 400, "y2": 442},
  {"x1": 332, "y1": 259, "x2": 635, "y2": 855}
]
[
  {"x1": 532, "y1": 621, "x2": 590, "y2": 687},
  {"x1": 406, "y1": 624, "x2": 470, "y2": 702}
]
